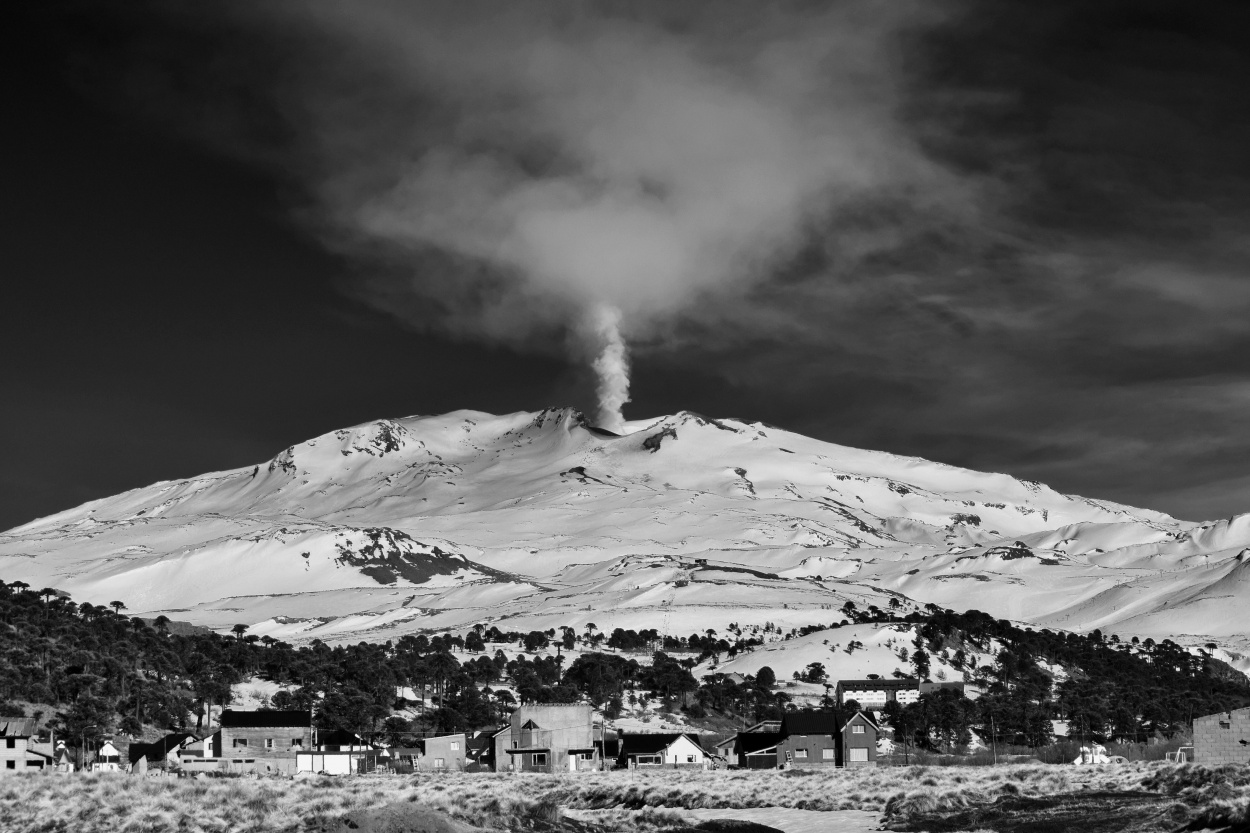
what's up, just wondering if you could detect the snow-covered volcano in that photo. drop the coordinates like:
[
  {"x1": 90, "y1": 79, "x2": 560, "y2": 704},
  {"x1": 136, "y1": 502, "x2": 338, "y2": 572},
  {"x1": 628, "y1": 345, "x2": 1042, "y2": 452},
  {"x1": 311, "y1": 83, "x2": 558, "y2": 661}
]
[{"x1": 2, "y1": 408, "x2": 1247, "y2": 655}]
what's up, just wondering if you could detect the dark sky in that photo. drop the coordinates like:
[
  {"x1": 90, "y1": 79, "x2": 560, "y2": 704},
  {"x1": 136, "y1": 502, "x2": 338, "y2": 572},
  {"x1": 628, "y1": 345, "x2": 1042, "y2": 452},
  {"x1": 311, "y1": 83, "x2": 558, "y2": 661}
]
[{"x1": 5, "y1": 0, "x2": 1250, "y2": 530}]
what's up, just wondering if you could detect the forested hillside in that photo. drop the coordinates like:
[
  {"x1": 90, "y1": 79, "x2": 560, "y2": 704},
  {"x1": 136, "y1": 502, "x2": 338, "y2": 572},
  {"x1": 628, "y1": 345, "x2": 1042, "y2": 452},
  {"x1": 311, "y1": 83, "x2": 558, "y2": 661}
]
[{"x1": 2, "y1": 580, "x2": 1246, "y2": 752}]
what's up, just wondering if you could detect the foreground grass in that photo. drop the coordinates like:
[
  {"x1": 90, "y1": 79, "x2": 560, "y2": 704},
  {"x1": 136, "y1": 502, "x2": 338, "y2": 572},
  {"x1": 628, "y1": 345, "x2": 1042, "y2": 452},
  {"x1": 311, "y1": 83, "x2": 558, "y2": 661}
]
[{"x1": 1, "y1": 763, "x2": 1248, "y2": 833}]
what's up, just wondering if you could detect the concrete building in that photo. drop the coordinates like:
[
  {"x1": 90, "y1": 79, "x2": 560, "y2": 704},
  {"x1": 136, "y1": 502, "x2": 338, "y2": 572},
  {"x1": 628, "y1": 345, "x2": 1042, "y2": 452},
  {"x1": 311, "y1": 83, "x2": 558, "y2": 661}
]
[
  {"x1": 1193, "y1": 707, "x2": 1250, "y2": 765},
  {"x1": 834, "y1": 678, "x2": 964, "y2": 708},
  {"x1": 496, "y1": 703, "x2": 603, "y2": 773},
  {"x1": 0, "y1": 719, "x2": 49, "y2": 774}
]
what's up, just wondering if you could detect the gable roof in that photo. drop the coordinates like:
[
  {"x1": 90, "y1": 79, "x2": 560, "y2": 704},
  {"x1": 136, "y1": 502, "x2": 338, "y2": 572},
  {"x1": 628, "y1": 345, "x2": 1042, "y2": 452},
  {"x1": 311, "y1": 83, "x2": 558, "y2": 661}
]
[
  {"x1": 129, "y1": 732, "x2": 196, "y2": 765},
  {"x1": 842, "y1": 710, "x2": 879, "y2": 733},
  {"x1": 743, "y1": 720, "x2": 782, "y2": 733},
  {"x1": 619, "y1": 733, "x2": 700, "y2": 756},
  {"x1": 780, "y1": 711, "x2": 840, "y2": 737},
  {"x1": 738, "y1": 731, "x2": 783, "y2": 754},
  {"x1": 219, "y1": 709, "x2": 311, "y2": 729},
  {"x1": 0, "y1": 718, "x2": 37, "y2": 738}
]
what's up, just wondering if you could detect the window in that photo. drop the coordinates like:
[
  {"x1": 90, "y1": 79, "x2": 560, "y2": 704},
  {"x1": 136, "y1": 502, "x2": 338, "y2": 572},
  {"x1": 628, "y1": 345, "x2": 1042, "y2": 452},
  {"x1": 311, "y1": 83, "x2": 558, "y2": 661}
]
[
  {"x1": 5, "y1": 761, "x2": 15, "y2": 769},
  {"x1": 291, "y1": 738, "x2": 303, "y2": 748},
  {"x1": 532, "y1": 753, "x2": 547, "y2": 766},
  {"x1": 512, "y1": 740, "x2": 518, "y2": 748},
  {"x1": 27, "y1": 761, "x2": 43, "y2": 768},
  {"x1": 5, "y1": 739, "x2": 14, "y2": 749},
  {"x1": 822, "y1": 748, "x2": 835, "y2": 760},
  {"x1": 449, "y1": 741, "x2": 460, "y2": 750},
  {"x1": 686, "y1": 755, "x2": 696, "y2": 763},
  {"x1": 849, "y1": 748, "x2": 869, "y2": 762},
  {"x1": 794, "y1": 749, "x2": 808, "y2": 759},
  {"x1": 636, "y1": 754, "x2": 661, "y2": 766},
  {"x1": 852, "y1": 725, "x2": 865, "y2": 734},
  {"x1": 265, "y1": 739, "x2": 274, "y2": 749},
  {"x1": 434, "y1": 757, "x2": 445, "y2": 768},
  {"x1": 233, "y1": 738, "x2": 247, "y2": 748}
]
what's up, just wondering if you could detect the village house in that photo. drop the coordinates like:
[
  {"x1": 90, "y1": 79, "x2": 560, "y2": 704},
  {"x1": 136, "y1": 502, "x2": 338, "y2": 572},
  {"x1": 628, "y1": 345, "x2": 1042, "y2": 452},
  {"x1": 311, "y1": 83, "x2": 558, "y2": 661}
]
[
  {"x1": 184, "y1": 709, "x2": 312, "y2": 775},
  {"x1": 715, "y1": 721, "x2": 783, "y2": 769},
  {"x1": 718, "y1": 710, "x2": 879, "y2": 769},
  {"x1": 840, "y1": 711, "x2": 879, "y2": 766},
  {"x1": 0, "y1": 719, "x2": 49, "y2": 774},
  {"x1": 777, "y1": 711, "x2": 841, "y2": 767},
  {"x1": 417, "y1": 733, "x2": 466, "y2": 771},
  {"x1": 618, "y1": 732, "x2": 707, "y2": 769},
  {"x1": 91, "y1": 740, "x2": 124, "y2": 772},
  {"x1": 465, "y1": 729, "x2": 496, "y2": 771},
  {"x1": 128, "y1": 732, "x2": 197, "y2": 775},
  {"x1": 50, "y1": 741, "x2": 75, "y2": 773},
  {"x1": 495, "y1": 703, "x2": 603, "y2": 773},
  {"x1": 296, "y1": 727, "x2": 386, "y2": 775},
  {"x1": 1193, "y1": 707, "x2": 1250, "y2": 765}
]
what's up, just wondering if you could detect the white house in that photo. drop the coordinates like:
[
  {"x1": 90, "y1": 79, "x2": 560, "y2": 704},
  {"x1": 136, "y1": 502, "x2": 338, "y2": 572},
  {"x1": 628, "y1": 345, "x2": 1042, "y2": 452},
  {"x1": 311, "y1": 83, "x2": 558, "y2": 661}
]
[
  {"x1": 92, "y1": 740, "x2": 123, "y2": 772},
  {"x1": 619, "y1": 733, "x2": 707, "y2": 768}
]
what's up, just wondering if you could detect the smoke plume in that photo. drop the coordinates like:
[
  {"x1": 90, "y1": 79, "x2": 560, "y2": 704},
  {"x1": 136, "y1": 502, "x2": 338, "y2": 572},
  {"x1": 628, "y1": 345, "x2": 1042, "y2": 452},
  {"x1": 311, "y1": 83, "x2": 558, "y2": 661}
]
[
  {"x1": 589, "y1": 304, "x2": 631, "y2": 432},
  {"x1": 219, "y1": 1, "x2": 957, "y2": 424}
]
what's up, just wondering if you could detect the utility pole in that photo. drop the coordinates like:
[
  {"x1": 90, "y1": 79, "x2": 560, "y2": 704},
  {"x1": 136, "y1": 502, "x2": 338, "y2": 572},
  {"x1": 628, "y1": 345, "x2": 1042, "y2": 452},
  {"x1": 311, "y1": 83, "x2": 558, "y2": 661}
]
[{"x1": 991, "y1": 713, "x2": 997, "y2": 765}]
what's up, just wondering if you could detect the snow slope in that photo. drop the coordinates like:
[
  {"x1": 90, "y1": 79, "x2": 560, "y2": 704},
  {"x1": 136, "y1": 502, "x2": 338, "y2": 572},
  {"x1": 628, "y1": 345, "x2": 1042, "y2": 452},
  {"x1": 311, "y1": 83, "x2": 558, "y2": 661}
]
[{"x1": 2, "y1": 408, "x2": 1246, "y2": 658}]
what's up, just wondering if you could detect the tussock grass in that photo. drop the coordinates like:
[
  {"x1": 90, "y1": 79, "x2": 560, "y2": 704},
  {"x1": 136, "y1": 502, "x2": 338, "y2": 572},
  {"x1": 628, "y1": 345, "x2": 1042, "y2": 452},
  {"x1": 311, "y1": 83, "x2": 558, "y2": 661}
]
[{"x1": 4, "y1": 762, "x2": 1249, "y2": 832}]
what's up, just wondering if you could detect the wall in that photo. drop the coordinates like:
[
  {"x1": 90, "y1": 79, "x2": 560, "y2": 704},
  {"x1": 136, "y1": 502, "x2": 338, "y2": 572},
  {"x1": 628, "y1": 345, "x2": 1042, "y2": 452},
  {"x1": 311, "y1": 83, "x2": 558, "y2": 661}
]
[
  {"x1": 0, "y1": 736, "x2": 42, "y2": 775},
  {"x1": 842, "y1": 715, "x2": 877, "y2": 767},
  {"x1": 662, "y1": 736, "x2": 705, "y2": 767},
  {"x1": 1194, "y1": 708, "x2": 1250, "y2": 765},
  {"x1": 778, "y1": 734, "x2": 838, "y2": 767},
  {"x1": 218, "y1": 725, "x2": 313, "y2": 759},
  {"x1": 502, "y1": 704, "x2": 597, "y2": 773},
  {"x1": 418, "y1": 734, "x2": 466, "y2": 771}
]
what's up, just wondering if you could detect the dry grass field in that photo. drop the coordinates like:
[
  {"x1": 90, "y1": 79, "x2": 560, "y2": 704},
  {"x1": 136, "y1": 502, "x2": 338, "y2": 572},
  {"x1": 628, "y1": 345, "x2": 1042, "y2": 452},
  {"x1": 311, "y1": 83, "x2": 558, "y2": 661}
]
[{"x1": 0, "y1": 762, "x2": 1247, "y2": 833}]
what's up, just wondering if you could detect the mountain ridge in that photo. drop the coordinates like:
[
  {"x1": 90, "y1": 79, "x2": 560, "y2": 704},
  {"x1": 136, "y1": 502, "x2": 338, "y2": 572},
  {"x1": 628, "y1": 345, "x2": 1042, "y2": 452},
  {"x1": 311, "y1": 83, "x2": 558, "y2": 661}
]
[{"x1": 2, "y1": 408, "x2": 1246, "y2": 668}]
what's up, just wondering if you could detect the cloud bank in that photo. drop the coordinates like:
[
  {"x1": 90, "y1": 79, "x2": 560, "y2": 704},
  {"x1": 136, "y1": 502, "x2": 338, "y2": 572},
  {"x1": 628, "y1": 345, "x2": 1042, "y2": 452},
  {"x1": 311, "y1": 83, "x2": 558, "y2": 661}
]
[{"x1": 233, "y1": 1, "x2": 967, "y2": 424}]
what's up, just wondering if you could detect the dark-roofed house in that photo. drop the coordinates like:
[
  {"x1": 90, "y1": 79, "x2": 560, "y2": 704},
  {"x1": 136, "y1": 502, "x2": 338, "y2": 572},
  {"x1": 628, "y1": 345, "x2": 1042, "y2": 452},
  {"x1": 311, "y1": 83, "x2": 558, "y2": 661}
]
[
  {"x1": 723, "y1": 731, "x2": 783, "y2": 769},
  {"x1": 317, "y1": 729, "x2": 370, "y2": 751},
  {"x1": 715, "y1": 720, "x2": 784, "y2": 768},
  {"x1": 618, "y1": 733, "x2": 706, "y2": 769},
  {"x1": 0, "y1": 719, "x2": 48, "y2": 774},
  {"x1": 465, "y1": 729, "x2": 498, "y2": 771},
  {"x1": 129, "y1": 732, "x2": 196, "y2": 775},
  {"x1": 182, "y1": 709, "x2": 312, "y2": 775},
  {"x1": 778, "y1": 711, "x2": 841, "y2": 767},
  {"x1": 216, "y1": 709, "x2": 312, "y2": 759}
]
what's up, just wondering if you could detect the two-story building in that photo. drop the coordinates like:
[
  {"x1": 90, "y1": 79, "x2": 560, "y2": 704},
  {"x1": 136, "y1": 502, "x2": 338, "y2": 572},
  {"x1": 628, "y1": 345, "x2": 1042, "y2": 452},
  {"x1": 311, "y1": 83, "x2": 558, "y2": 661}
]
[
  {"x1": 417, "y1": 733, "x2": 467, "y2": 771},
  {"x1": 719, "y1": 710, "x2": 879, "y2": 769},
  {"x1": 185, "y1": 709, "x2": 312, "y2": 775},
  {"x1": 495, "y1": 704, "x2": 603, "y2": 773},
  {"x1": 0, "y1": 719, "x2": 49, "y2": 774}
]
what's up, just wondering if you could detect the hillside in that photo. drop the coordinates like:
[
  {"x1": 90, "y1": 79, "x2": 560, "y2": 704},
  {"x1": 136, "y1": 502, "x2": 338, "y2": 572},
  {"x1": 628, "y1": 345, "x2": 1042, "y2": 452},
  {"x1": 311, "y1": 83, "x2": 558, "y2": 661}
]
[{"x1": 1, "y1": 408, "x2": 1247, "y2": 668}]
